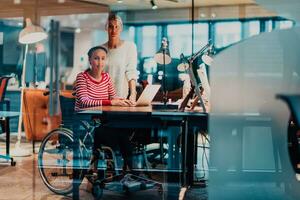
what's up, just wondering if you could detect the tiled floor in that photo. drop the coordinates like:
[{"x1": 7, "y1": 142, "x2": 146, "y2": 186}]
[{"x1": 0, "y1": 134, "x2": 207, "y2": 200}]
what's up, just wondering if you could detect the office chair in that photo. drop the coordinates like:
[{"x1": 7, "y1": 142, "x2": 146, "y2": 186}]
[
  {"x1": 135, "y1": 80, "x2": 169, "y2": 168},
  {"x1": 277, "y1": 94, "x2": 300, "y2": 174},
  {"x1": 0, "y1": 76, "x2": 12, "y2": 112},
  {"x1": 0, "y1": 76, "x2": 16, "y2": 166},
  {"x1": 131, "y1": 128, "x2": 168, "y2": 169}
]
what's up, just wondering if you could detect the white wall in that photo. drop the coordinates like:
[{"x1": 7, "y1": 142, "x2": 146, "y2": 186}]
[{"x1": 66, "y1": 30, "x2": 92, "y2": 85}]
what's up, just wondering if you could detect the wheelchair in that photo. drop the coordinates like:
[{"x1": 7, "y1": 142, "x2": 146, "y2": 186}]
[{"x1": 37, "y1": 94, "x2": 163, "y2": 199}]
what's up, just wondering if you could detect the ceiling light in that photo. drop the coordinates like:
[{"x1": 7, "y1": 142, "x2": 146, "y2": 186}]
[
  {"x1": 117, "y1": 0, "x2": 123, "y2": 3},
  {"x1": 75, "y1": 28, "x2": 81, "y2": 33},
  {"x1": 151, "y1": 0, "x2": 157, "y2": 10},
  {"x1": 14, "y1": 0, "x2": 21, "y2": 4}
]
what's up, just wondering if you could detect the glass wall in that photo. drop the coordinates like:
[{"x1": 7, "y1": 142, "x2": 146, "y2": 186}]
[
  {"x1": 141, "y1": 25, "x2": 157, "y2": 58},
  {"x1": 0, "y1": 18, "x2": 23, "y2": 78},
  {"x1": 126, "y1": 18, "x2": 294, "y2": 91},
  {"x1": 168, "y1": 24, "x2": 193, "y2": 58},
  {"x1": 0, "y1": 1, "x2": 299, "y2": 199},
  {"x1": 194, "y1": 23, "x2": 209, "y2": 51},
  {"x1": 0, "y1": 15, "x2": 294, "y2": 91},
  {"x1": 214, "y1": 21, "x2": 242, "y2": 48}
]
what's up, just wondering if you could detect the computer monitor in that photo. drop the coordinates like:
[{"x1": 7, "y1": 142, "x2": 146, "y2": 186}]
[
  {"x1": 179, "y1": 60, "x2": 207, "y2": 112},
  {"x1": 197, "y1": 63, "x2": 210, "y2": 102},
  {"x1": 187, "y1": 57, "x2": 207, "y2": 111}
]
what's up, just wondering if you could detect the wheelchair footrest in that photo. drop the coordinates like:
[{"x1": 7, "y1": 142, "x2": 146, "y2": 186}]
[
  {"x1": 92, "y1": 173, "x2": 163, "y2": 194},
  {"x1": 123, "y1": 180, "x2": 143, "y2": 192}
]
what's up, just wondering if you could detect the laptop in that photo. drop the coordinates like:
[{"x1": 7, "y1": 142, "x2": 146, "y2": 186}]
[{"x1": 135, "y1": 84, "x2": 161, "y2": 106}]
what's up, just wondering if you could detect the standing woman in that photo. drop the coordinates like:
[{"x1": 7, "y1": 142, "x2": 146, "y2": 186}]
[{"x1": 102, "y1": 13, "x2": 138, "y2": 102}]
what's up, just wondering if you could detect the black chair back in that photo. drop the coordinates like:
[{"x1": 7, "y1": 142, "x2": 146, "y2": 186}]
[
  {"x1": 277, "y1": 94, "x2": 300, "y2": 174},
  {"x1": 59, "y1": 95, "x2": 75, "y2": 128},
  {"x1": 277, "y1": 95, "x2": 300, "y2": 126}
]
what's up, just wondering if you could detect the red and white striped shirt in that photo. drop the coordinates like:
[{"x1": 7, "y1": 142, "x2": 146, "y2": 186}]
[{"x1": 74, "y1": 70, "x2": 117, "y2": 111}]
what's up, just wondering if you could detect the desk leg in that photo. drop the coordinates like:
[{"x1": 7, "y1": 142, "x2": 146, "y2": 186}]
[
  {"x1": 72, "y1": 141, "x2": 80, "y2": 200},
  {"x1": 3, "y1": 117, "x2": 15, "y2": 166},
  {"x1": 179, "y1": 119, "x2": 189, "y2": 200},
  {"x1": 186, "y1": 128, "x2": 196, "y2": 186},
  {"x1": 5, "y1": 117, "x2": 10, "y2": 155},
  {"x1": 181, "y1": 118, "x2": 188, "y2": 187},
  {"x1": 72, "y1": 122, "x2": 79, "y2": 200}
]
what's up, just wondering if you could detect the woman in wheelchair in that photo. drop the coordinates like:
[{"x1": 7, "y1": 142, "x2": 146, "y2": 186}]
[
  {"x1": 74, "y1": 45, "x2": 135, "y2": 177},
  {"x1": 37, "y1": 45, "x2": 163, "y2": 199}
]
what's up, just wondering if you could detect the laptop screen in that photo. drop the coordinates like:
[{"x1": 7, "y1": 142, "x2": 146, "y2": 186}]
[{"x1": 136, "y1": 84, "x2": 161, "y2": 106}]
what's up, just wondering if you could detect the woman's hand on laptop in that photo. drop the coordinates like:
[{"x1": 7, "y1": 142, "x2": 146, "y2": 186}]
[
  {"x1": 128, "y1": 100, "x2": 136, "y2": 106},
  {"x1": 111, "y1": 99, "x2": 136, "y2": 106}
]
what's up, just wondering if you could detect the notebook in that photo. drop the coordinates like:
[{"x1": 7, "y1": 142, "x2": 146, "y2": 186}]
[{"x1": 135, "y1": 84, "x2": 161, "y2": 106}]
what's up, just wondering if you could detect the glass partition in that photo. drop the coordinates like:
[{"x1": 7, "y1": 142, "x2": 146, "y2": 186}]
[
  {"x1": 215, "y1": 21, "x2": 242, "y2": 48},
  {"x1": 141, "y1": 25, "x2": 157, "y2": 58},
  {"x1": 0, "y1": 17, "x2": 23, "y2": 77},
  {"x1": 1, "y1": 0, "x2": 300, "y2": 199}
]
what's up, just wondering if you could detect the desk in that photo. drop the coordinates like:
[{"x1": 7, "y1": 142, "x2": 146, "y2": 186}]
[
  {"x1": 0, "y1": 111, "x2": 19, "y2": 165},
  {"x1": 74, "y1": 106, "x2": 207, "y2": 199}
]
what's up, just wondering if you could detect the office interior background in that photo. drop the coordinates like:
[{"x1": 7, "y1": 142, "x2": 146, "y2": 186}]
[{"x1": 0, "y1": 0, "x2": 300, "y2": 199}]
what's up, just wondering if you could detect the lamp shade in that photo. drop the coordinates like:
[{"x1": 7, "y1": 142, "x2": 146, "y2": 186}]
[
  {"x1": 154, "y1": 37, "x2": 171, "y2": 65},
  {"x1": 154, "y1": 50, "x2": 172, "y2": 65},
  {"x1": 19, "y1": 18, "x2": 48, "y2": 44}
]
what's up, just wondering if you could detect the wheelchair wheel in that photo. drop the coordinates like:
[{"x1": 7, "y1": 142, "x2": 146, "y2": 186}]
[{"x1": 38, "y1": 128, "x2": 84, "y2": 195}]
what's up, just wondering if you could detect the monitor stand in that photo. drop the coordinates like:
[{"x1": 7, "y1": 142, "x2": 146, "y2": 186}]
[{"x1": 179, "y1": 86, "x2": 206, "y2": 112}]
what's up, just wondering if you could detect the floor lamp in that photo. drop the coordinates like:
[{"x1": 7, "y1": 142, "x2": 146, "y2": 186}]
[
  {"x1": 154, "y1": 37, "x2": 171, "y2": 105},
  {"x1": 11, "y1": 18, "x2": 48, "y2": 157}
]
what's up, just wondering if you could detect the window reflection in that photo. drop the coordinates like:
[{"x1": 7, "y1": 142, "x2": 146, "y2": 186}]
[
  {"x1": 278, "y1": 20, "x2": 294, "y2": 29},
  {"x1": 168, "y1": 24, "x2": 193, "y2": 58},
  {"x1": 122, "y1": 25, "x2": 135, "y2": 42},
  {"x1": 141, "y1": 26, "x2": 157, "y2": 57},
  {"x1": 0, "y1": 13, "x2": 295, "y2": 92},
  {"x1": 265, "y1": 19, "x2": 273, "y2": 32},
  {"x1": 248, "y1": 21, "x2": 260, "y2": 37},
  {"x1": 215, "y1": 22, "x2": 242, "y2": 48},
  {"x1": 143, "y1": 57, "x2": 157, "y2": 74},
  {"x1": 194, "y1": 23, "x2": 209, "y2": 52}
]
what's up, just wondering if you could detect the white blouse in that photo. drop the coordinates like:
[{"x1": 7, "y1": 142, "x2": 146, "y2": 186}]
[{"x1": 103, "y1": 41, "x2": 138, "y2": 98}]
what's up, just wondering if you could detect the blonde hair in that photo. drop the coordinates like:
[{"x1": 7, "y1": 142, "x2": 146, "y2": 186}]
[{"x1": 105, "y1": 13, "x2": 123, "y2": 30}]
